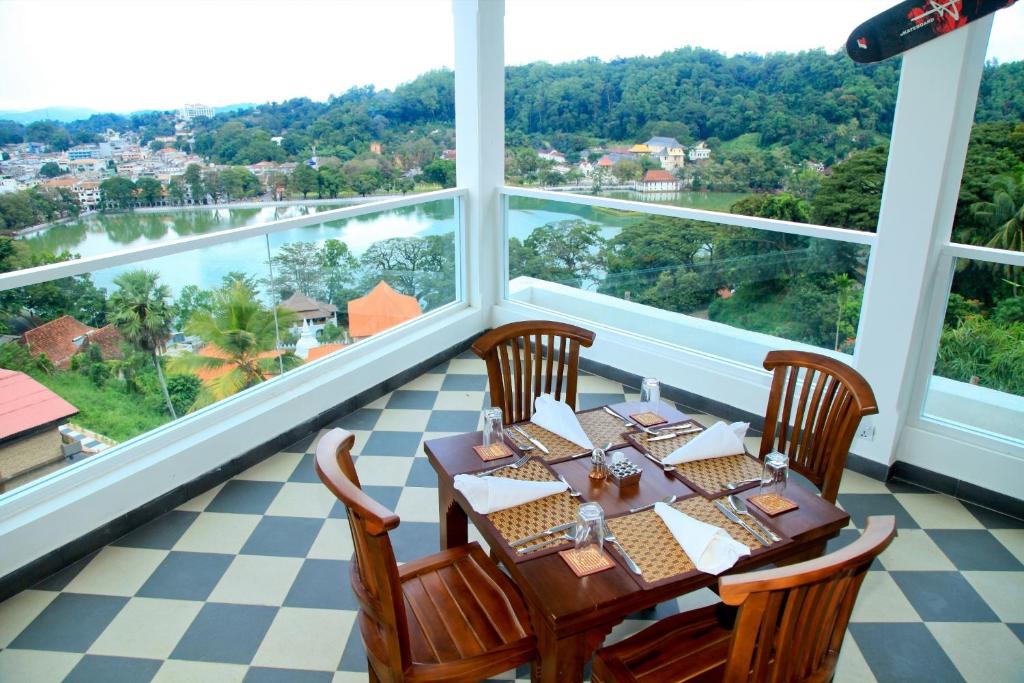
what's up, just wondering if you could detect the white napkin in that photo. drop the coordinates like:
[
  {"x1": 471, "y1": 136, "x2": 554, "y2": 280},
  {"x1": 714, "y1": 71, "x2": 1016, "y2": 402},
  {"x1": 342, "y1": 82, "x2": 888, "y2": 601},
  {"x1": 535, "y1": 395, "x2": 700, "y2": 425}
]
[
  {"x1": 453, "y1": 473, "x2": 567, "y2": 514},
  {"x1": 531, "y1": 394, "x2": 594, "y2": 450},
  {"x1": 654, "y1": 502, "x2": 751, "y2": 574},
  {"x1": 662, "y1": 421, "x2": 749, "y2": 465}
]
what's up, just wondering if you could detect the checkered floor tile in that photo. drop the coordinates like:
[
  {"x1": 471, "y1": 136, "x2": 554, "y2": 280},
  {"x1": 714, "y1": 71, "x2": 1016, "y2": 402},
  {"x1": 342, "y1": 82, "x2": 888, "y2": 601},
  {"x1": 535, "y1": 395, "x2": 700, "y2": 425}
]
[{"x1": 2, "y1": 351, "x2": 1022, "y2": 682}]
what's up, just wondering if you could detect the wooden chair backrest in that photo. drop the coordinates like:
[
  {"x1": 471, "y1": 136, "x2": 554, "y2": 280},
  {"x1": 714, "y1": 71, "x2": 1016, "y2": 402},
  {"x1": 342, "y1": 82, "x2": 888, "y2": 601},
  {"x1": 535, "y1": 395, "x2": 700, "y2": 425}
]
[
  {"x1": 760, "y1": 350, "x2": 878, "y2": 502},
  {"x1": 314, "y1": 429, "x2": 410, "y2": 677},
  {"x1": 471, "y1": 321, "x2": 596, "y2": 423},
  {"x1": 719, "y1": 516, "x2": 896, "y2": 683}
]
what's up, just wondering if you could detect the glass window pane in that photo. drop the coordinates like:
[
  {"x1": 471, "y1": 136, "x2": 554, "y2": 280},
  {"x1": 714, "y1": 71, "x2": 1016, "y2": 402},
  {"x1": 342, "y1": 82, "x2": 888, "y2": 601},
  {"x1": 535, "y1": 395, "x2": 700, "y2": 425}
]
[
  {"x1": 507, "y1": 196, "x2": 868, "y2": 361},
  {"x1": 923, "y1": 257, "x2": 1023, "y2": 444}
]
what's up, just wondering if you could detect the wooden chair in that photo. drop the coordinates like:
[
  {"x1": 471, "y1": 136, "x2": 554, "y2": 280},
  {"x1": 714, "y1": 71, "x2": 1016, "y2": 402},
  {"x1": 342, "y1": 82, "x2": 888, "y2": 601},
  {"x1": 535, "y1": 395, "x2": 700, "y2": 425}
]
[
  {"x1": 760, "y1": 351, "x2": 879, "y2": 503},
  {"x1": 592, "y1": 516, "x2": 896, "y2": 683},
  {"x1": 471, "y1": 320, "x2": 596, "y2": 423},
  {"x1": 314, "y1": 429, "x2": 537, "y2": 682}
]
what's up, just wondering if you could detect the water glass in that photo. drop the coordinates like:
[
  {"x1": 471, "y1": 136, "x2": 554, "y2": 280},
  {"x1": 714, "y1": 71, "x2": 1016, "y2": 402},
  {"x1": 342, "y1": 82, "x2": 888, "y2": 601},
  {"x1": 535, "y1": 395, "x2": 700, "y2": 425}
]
[
  {"x1": 640, "y1": 377, "x2": 661, "y2": 408},
  {"x1": 482, "y1": 407, "x2": 504, "y2": 447},
  {"x1": 761, "y1": 451, "x2": 789, "y2": 496},
  {"x1": 574, "y1": 502, "x2": 605, "y2": 554}
]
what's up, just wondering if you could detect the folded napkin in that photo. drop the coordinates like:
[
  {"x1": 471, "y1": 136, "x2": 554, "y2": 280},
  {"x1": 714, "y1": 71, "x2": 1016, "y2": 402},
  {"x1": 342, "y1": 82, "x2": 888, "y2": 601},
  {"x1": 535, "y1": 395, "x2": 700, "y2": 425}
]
[
  {"x1": 531, "y1": 394, "x2": 594, "y2": 450},
  {"x1": 654, "y1": 502, "x2": 750, "y2": 574},
  {"x1": 453, "y1": 473, "x2": 567, "y2": 514},
  {"x1": 662, "y1": 420, "x2": 749, "y2": 465}
]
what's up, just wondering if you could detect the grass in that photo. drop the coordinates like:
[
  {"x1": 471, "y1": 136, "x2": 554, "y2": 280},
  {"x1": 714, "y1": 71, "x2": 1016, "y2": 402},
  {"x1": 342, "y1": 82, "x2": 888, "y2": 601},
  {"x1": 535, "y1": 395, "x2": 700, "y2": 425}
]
[
  {"x1": 717, "y1": 133, "x2": 763, "y2": 154},
  {"x1": 35, "y1": 372, "x2": 171, "y2": 443}
]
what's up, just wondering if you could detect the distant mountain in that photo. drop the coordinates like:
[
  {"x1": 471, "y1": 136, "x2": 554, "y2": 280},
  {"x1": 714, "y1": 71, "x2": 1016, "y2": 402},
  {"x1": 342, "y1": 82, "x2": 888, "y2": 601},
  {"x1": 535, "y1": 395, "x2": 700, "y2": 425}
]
[
  {"x1": 215, "y1": 103, "x2": 255, "y2": 115},
  {"x1": 0, "y1": 107, "x2": 101, "y2": 124}
]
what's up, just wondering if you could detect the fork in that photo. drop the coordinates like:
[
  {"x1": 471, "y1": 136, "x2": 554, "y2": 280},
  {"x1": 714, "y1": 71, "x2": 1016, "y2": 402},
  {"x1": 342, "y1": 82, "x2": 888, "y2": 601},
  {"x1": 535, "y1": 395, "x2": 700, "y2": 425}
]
[
  {"x1": 641, "y1": 452, "x2": 675, "y2": 472},
  {"x1": 475, "y1": 454, "x2": 530, "y2": 477},
  {"x1": 603, "y1": 406, "x2": 659, "y2": 436},
  {"x1": 628, "y1": 494, "x2": 677, "y2": 514},
  {"x1": 727, "y1": 494, "x2": 781, "y2": 542}
]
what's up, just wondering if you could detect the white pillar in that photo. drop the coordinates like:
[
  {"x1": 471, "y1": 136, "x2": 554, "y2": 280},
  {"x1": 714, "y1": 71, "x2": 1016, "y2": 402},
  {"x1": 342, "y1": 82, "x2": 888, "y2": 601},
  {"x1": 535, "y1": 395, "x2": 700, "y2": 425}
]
[
  {"x1": 453, "y1": 0, "x2": 505, "y2": 316},
  {"x1": 853, "y1": 17, "x2": 993, "y2": 467}
]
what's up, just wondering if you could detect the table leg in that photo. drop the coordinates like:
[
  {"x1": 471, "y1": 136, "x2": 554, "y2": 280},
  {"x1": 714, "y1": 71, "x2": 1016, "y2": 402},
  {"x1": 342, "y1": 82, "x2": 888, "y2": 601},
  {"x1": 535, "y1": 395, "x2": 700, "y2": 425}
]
[
  {"x1": 531, "y1": 618, "x2": 616, "y2": 683},
  {"x1": 438, "y1": 479, "x2": 468, "y2": 550}
]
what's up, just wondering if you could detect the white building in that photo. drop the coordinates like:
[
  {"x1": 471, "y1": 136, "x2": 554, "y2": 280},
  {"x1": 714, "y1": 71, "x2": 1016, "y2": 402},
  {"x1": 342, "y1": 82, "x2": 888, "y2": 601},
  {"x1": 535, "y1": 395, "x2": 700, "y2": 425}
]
[
  {"x1": 0, "y1": 178, "x2": 20, "y2": 194},
  {"x1": 689, "y1": 141, "x2": 711, "y2": 161},
  {"x1": 177, "y1": 103, "x2": 214, "y2": 122}
]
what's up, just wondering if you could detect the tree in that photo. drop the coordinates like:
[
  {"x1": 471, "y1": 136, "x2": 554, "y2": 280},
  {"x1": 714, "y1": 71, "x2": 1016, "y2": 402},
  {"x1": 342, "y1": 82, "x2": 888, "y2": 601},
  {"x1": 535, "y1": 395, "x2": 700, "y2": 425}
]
[
  {"x1": 971, "y1": 171, "x2": 1024, "y2": 256},
  {"x1": 810, "y1": 146, "x2": 888, "y2": 231},
  {"x1": 174, "y1": 284, "x2": 214, "y2": 331},
  {"x1": 109, "y1": 270, "x2": 178, "y2": 418},
  {"x1": 39, "y1": 162, "x2": 65, "y2": 178},
  {"x1": 419, "y1": 159, "x2": 456, "y2": 188},
  {"x1": 289, "y1": 164, "x2": 318, "y2": 198},
  {"x1": 168, "y1": 282, "x2": 301, "y2": 406},
  {"x1": 100, "y1": 177, "x2": 136, "y2": 209},
  {"x1": 135, "y1": 177, "x2": 163, "y2": 206},
  {"x1": 509, "y1": 219, "x2": 605, "y2": 288},
  {"x1": 360, "y1": 233, "x2": 455, "y2": 308},
  {"x1": 166, "y1": 373, "x2": 202, "y2": 415},
  {"x1": 183, "y1": 164, "x2": 205, "y2": 203},
  {"x1": 612, "y1": 160, "x2": 642, "y2": 183}
]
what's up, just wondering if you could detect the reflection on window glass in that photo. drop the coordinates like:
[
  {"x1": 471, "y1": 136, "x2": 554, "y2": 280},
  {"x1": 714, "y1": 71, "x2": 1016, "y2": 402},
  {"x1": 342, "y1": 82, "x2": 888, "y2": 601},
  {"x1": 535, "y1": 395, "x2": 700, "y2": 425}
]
[
  {"x1": 0, "y1": 199, "x2": 458, "y2": 497},
  {"x1": 507, "y1": 197, "x2": 868, "y2": 354},
  {"x1": 924, "y1": 258, "x2": 1023, "y2": 443}
]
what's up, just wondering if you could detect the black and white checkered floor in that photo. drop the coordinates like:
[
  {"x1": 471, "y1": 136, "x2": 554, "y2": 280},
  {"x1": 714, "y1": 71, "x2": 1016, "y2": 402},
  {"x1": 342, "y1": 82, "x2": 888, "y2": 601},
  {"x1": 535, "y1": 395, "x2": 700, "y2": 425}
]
[{"x1": 1, "y1": 351, "x2": 1022, "y2": 682}]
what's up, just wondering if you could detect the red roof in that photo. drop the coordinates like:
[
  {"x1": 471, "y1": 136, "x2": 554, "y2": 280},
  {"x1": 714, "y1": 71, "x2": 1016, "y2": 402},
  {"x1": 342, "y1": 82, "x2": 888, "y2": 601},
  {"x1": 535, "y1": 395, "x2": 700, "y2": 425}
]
[
  {"x1": 23, "y1": 316, "x2": 95, "y2": 369},
  {"x1": 641, "y1": 169, "x2": 676, "y2": 182},
  {"x1": 596, "y1": 155, "x2": 613, "y2": 167},
  {"x1": 305, "y1": 343, "x2": 347, "y2": 362},
  {"x1": 0, "y1": 369, "x2": 78, "y2": 441},
  {"x1": 347, "y1": 281, "x2": 421, "y2": 338},
  {"x1": 83, "y1": 325, "x2": 124, "y2": 360}
]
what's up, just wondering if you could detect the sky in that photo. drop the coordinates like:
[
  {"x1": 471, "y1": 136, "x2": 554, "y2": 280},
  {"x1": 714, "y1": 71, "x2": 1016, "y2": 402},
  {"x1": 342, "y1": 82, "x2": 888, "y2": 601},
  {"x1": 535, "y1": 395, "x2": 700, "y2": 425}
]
[{"x1": 0, "y1": 0, "x2": 1021, "y2": 113}]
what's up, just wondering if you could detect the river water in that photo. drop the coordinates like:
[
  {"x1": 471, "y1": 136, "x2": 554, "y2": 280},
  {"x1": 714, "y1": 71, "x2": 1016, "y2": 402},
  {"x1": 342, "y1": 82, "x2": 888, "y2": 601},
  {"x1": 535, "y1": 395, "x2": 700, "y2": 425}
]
[{"x1": 21, "y1": 191, "x2": 747, "y2": 296}]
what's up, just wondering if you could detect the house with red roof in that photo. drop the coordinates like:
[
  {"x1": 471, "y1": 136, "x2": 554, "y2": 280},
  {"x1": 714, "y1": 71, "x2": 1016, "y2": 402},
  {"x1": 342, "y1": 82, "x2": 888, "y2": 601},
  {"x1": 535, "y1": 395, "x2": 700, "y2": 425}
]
[
  {"x1": 22, "y1": 316, "x2": 124, "y2": 369},
  {"x1": 638, "y1": 169, "x2": 681, "y2": 192},
  {"x1": 0, "y1": 369, "x2": 78, "y2": 487},
  {"x1": 347, "y1": 281, "x2": 421, "y2": 341}
]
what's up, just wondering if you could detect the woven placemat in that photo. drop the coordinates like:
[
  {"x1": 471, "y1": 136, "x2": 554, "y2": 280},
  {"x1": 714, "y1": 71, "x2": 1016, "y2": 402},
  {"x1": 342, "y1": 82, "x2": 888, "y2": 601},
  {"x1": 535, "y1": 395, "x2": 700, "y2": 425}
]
[
  {"x1": 487, "y1": 459, "x2": 579, "y2": 556},
  {"x1": 511, "y1": 408, "x2": 631, "y2": 462},
  {"x1": 606, "y1": 497, "x2": 765, "y2": 585},
  {"x1": 627, "y1": 427, "x2": 763, "y2": 498}
]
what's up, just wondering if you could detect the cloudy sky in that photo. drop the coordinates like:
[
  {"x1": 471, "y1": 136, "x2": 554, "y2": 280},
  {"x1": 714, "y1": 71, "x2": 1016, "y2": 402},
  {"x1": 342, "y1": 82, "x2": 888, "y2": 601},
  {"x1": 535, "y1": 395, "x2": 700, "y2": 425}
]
[{"x1": 0, "y1": 0, "x2": 1021, "y2": 112}]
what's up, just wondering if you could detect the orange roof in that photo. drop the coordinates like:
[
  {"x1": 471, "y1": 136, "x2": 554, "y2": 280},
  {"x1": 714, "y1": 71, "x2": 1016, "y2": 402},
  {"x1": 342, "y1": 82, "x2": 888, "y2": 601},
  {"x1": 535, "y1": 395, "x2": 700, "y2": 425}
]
[
  {"x1": 23, "y1": 316, "x2": 95, "y2": 369},
  {"x1": 83, "y1": 325, "x2": 124, "y2": 360},
  {"x1": 596, "y1": 155, "x2": 613, "y2": 167},
  {"x1": 192, "y1": 344, "x2": 282, "y2": 383},
  {"x1": 641, "y1": 169, "x2": 676, "y2": 182},
  {"x1": 305, "y1": 343, "x2": 347, "y2": 362},
  {"x1": 347, "y1": 281, "x2": 421, "y2": 338},
  {"x1": 0, "y1": 369, "x2": 77, "y2": 441},
  {"x1": 42, "y1": 177, "x2": 78, "y2": 188}
]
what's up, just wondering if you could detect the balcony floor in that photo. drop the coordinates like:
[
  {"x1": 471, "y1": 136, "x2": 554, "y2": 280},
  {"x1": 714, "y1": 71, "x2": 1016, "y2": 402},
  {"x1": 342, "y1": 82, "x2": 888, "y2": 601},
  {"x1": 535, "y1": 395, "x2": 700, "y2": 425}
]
[{"x1": 1, "y1": 352, "x2": 1022, "y2": 682}]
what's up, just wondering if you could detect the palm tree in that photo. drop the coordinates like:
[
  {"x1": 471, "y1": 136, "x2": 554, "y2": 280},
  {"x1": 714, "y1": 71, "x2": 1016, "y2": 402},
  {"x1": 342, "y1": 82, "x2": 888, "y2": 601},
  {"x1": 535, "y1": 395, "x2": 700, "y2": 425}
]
[
  {"x1": 168, "y1": 282, "x2": 300, "y2": 408},
  {"x1": 972, "y1": 172, "x2": 1024, "y2": 273},
  {"x1": 109, "y1": 270, "x2": 177, "y2": 418}
]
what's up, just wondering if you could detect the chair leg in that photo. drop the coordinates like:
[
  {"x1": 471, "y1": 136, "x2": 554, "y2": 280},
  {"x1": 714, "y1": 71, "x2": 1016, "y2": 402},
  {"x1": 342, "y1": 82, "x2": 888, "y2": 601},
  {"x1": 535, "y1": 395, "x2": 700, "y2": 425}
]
[{"x1": 368, "y1": 659, "x2": 382, "y2": 683}]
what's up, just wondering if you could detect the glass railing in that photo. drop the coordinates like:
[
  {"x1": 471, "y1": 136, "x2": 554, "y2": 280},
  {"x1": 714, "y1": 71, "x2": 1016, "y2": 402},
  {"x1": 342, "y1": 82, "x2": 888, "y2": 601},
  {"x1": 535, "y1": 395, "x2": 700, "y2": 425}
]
[
  {"x1": 0, "y1": 191, "x2": 464, "y2": 495},
  {"x1": 922, "y1": 248, "x2": 1024, "y2": 445},
  {"x1": 503, "y1": 189, "x2": 874, "y2": 361}
]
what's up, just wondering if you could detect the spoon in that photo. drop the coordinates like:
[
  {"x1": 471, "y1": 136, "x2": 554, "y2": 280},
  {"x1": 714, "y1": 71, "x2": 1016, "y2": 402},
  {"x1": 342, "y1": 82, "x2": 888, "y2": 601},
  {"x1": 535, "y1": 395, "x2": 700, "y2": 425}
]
[
  {"x1": 722, "y1": 477, "x2": 762, "y2": 490},
  {"x1": 727, "y1": 494, "x2": 781, "y2": 542},
  {"x1": 557, "y1": 474, "x2": 581, "y2": 498}
]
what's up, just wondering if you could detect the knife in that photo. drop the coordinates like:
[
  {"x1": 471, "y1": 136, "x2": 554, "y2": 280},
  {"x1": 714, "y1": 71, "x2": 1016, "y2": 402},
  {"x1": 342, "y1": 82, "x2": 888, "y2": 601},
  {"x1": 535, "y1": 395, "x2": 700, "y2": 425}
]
[
  {"x1": 509, "y1": 522, "x2": 575, "y2": 547},
  {"x1": 513, "y1": 424, "x2": 549, "y2": 454},
  {"x1": 714, "y1": 500, "x2": 772, "y2": 546},
  {"x1": 646, "y1": 427, "x2": 703, "y2": 442}
]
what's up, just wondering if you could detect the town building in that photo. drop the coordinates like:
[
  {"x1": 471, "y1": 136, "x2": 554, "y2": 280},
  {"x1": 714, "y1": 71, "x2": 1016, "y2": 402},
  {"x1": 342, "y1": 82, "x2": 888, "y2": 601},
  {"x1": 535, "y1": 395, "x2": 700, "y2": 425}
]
[
  {"x1": 537, "y1": 149, "x2": 566, "y2": 164},
  {"x1": 0, "y1": 369, "x2": 78, "y2": 488},
  {"x1": 347, "y1": 281, "x2": 421, "y2": 341},
  {"x1": 177, "y1": 103, "x2": 214, "y2": 121},
  {"x1": 689, "y1": 141, "x2": 711, "y2": 161},
  {"x1": 22, "y1": 316, "x2": 124, "y2": 369},
  {"x1": 644, "y1": 136, "x2": 687, "y2": 170},
  {"x1": 279, "y1": 292, "x2": 338, "y2": 333},
  {"x1": 638, "y1": 168, "x2": 681, "y2": 192}
]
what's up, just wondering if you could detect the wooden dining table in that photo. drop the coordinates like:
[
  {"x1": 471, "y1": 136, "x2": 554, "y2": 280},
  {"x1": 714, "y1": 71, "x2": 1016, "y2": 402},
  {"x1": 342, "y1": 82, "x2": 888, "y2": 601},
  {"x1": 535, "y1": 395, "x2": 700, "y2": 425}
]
[{"x1": 423, "y1": 400, "x2": 849, "y2": 682}]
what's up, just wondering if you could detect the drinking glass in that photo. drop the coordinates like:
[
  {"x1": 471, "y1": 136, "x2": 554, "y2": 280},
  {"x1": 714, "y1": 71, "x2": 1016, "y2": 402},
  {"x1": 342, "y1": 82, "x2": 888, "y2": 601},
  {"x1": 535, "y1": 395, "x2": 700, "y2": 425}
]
[
  {"x1": 761, "y1": 451, "x2": 789, "y2": 496},
  {"x1": 482, "y1": 407, "x2": 504, "y2": 447},
  {"x1": 640, "y1": 377, "x2": 661, "y2": 409},
  {"x1": 574, "y1": 502, "x2": 605, "y2": 554}
]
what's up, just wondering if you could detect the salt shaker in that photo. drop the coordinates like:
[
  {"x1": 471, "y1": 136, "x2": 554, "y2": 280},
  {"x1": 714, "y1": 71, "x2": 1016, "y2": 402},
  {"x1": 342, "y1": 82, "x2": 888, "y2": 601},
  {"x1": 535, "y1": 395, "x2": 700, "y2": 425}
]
[{"x1": 589, "y1": 446, "x2": 608, "y2": 480}]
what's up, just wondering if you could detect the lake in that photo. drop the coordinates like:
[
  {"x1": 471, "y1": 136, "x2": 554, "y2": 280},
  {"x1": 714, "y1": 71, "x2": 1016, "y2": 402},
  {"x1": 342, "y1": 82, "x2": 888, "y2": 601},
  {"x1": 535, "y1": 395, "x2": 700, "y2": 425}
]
[{"x1": 22, "y1": 190, "x2": 749, "y2": 296}]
